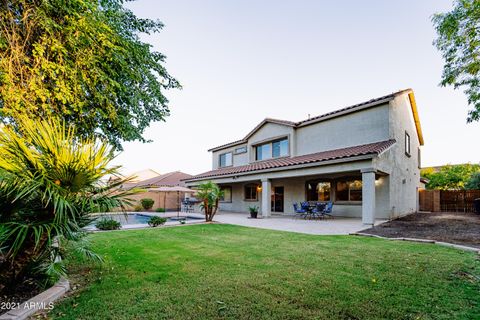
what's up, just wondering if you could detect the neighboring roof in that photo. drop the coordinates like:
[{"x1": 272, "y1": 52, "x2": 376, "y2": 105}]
[
  {"x1": 148, "y1": 186, "x2": 196, "y2": 193},
  {"x1": 124, "y1": 169, "x2": 161, "y2": 182},
  {"x1": 123, "y1": 171, "x2": 193, "y2": 189},
  {"x1": 208, "y1": 88, "x2": 424, "y2": 152},
  {"x1": 187, "y1": 139, "x2": 396, "y2": 181}
]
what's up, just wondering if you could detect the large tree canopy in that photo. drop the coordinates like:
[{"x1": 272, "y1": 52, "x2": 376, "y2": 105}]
[
  {"x1": 433, "y1": 0, "x2": 480, "y2": 122},
  {"x1": 421, "y1": 163, "x2": 480, "y2": 190},
  {"x1": 0, "y1": 0, "x2": 179, "y2": 149}
]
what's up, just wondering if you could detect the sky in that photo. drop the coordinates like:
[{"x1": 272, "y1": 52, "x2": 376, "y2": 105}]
[{"x1": 112, "y1": 0, "x2": 480, "y2": 176}]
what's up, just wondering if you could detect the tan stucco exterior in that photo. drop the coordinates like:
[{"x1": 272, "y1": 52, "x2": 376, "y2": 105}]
[{"x1": 186, "y1": 90, "x2": 423, "y2": 223}]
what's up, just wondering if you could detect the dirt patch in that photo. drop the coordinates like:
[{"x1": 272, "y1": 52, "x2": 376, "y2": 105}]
[
  {"x1": 1, "y1": 278, "x2": 41, "y2": 312},
  {"x1": 361, "y1": 212, "x2": 480, "y2": 248}
]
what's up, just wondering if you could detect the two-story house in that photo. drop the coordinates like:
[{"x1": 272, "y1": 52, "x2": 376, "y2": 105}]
[{"x1": 184, "y1": 89, "x2": 424, "y2": 224}]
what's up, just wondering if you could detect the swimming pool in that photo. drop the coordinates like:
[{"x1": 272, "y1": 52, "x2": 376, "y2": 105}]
[{"x1": 89, "y1": 213, "x2": 203, "y2": 228}]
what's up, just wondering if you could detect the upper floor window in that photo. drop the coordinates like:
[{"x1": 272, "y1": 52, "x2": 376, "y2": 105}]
[
  {"x1": 417, "y1": 147, "x2": 421, "y2": 169},
  {"x1": 255, "y1": 138, "x2": 288, "y2": 161},
  {"x1": 234, "y1": 146, "x2": 247, "y2": 154},
  {"x1": 405, "y1": 131, "x2": 411, "y2": 157},
  {"x1": 219, "y1": 152, "x2": 232, "y2": 167}
]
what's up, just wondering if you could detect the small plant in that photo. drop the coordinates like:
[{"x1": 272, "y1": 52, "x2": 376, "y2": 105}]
[
  {"x1": 133, "y1": 204, "x2": 143, "y2": 212},
  {"x1": 155, "y1": 207, "x2": 166, "y2": 213},
  {"x1": 248, "y1": 206, "x2": 259, "y2": 219},
  {"x1": 95, "y1": 218, "x2": 121, "y2": 230},
  {"x1": 140, "y1": 198, "x2": 155, "y2": 210},
  {"x1": 148, "y1": 216, "x2": 167, "y2": 227}
]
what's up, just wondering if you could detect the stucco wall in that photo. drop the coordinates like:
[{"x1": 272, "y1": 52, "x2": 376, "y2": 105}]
[
  {"x1": 216, "y1": 169, "x2": 391, "y2": 219},
  {"x1": 212, "y1": 144, "x2": 249, "y2": 170},
  {"x1": 120, "y1": 191, "x2": 192, "y2": 211},
  {"x1": 373, "y1": 94, "x2": 421, "y2": 218},
  {"x1": 294, "y1": 104, "x2": 390, "y2": 155}
]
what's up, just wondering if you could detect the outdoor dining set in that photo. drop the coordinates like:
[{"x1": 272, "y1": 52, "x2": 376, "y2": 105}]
[{"x1": 293, "y1": 201, "x2": 334, "y2": 219}]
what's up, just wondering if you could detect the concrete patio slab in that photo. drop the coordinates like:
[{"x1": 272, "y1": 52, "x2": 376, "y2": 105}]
[{"x1": 212, "y1": 212, "x2": 386, "y2": 235}]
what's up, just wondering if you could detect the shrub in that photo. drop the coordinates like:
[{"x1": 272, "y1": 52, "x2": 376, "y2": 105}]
[
  {"x1": 0, "y1": 117, "x2": 135, "y2": 291},
  {"x1": 148, "y1": 216, "x2": 167, "y2": 227},
  {"x1": 95, "y1": 218, "x2": 121, "y2": 230},
  {"x1": 134, "y1": 204, "x2": 143, "y2": 212},
  {"x1": 140, "y1": 198, "x2": 155, "y2": 210},
  {"x1": 155, "y1": 207, "x2": 166, "y2": 213}
]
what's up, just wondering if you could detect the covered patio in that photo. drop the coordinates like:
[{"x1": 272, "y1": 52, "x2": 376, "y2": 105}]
[{"x1": 211, "y1": 211, "x2": 387, "y2": 235}]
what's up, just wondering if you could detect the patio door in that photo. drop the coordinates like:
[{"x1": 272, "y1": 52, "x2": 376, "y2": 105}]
[{"x1": 271, "y1": 187, "x2": 284, "y2": 213}]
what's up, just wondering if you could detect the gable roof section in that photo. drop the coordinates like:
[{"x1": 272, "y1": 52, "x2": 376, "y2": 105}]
[
  {"x1": 208, "y1": 118, "x2": 296, "y2": 151},
  {"x1": 208, "y1": 88, "x2": 424, "y2": 152},
  {"x1": 123, "y1": 171, "x2": 193, "y2": 189},
  {"x1": 187, "y1": 139, "x2": 396, "y2": 181}
]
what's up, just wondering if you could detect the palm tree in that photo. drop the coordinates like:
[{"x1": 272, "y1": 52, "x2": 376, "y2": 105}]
[
  {"x1": 196, "y1": 182, "x2": 224, "y2": 222},
  {"x1": 0, "y1": 116, "x2": 135, "y2": 293}
]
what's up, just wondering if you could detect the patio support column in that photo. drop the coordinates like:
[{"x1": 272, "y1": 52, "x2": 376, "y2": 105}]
[
  {"x1": 361, "y1": 168, "x2": 376, "y2": 225},
  {"x1": 261, "y1": 178, "x2": 271, "y2": 218}
]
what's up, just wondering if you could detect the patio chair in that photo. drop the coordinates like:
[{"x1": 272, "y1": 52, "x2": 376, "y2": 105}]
[
  {"x1": 321, "y1": 202, "x2": 333, "y2": 218},
  {"x1": 312, "y1": 202, "x2": 326, "y2": 219},
  {"x1": 293, "y1": 203, "x2": 307, "y2": 219},
  {"x1": 300, "y1": 201, "x2": 314, "y2": 219}
]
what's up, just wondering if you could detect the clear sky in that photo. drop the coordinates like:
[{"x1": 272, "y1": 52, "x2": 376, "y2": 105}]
[{"x1": 113, "y1": 0, "x2": 480, "y2": 176}]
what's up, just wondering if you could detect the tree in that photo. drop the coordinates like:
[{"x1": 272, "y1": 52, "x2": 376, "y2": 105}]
[
  {"x1": 466, "y1": 172, "x2": 480, "y2": 189},
  {"x1": 421, "y1": 163, "x2": 480, "y2": 190},
  {"x1": 0, "y1": 116, "x2": 135, "y2": 293},
  {"x1": 0, "y1": 0, "x2": 180, "y2": 150},
  {"x1": 196, "y1": 182, "x2": 224, "y2": 222},
  {"x1": 433, "y1": 0, "x2": 480, "y2": 122}
]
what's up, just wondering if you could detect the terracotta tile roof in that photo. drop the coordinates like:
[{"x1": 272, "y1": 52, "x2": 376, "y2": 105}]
[
  {"x1": 123, "y1": 171, "x2": 193, "y2": 189},
  {"x1": 186, "y1": 140, "x2": 395, "y2": 181},
  {"x1": 208, "y1": 89, "x2": 412, "y2": 151}
]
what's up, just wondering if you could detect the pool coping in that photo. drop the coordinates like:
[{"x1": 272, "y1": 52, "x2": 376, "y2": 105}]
[{"x1": 87, "y1": 212, "x2": 206, "y2": 231}]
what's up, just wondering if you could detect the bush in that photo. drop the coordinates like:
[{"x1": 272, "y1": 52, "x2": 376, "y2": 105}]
[
  {"x1": 0, "y1": 117, "x2": 133, "y2": 292},
  {"x1": 140, "y1": 198, "x2": 155, "y2": 210},
  {"x1": 95, "y1": 218, "x2": 121, "y2": 230},
  {"x1": 155, "y1": 207, "x2": 166, "y2": 213},
  {"x1": 134, "y1": 204, "x2": 143, "y2": 212},
  {"x1": 148, "y1": 216, "x2": 167, "y2": 227}
]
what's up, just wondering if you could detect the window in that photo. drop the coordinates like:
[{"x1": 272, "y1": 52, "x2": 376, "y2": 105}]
[
  {"x1": 219, "y1": 186, "x2": 232, "y2": 202},
  {"x1": 234, "y1": 146, "x2": 247, "y2": 154},
  {"x1": 405, "y1": 131, "x2": 411, "y2": 156},
  {"x1": 256, "y1": 138, "x2": 288, "y2": 161},
  {"x1": 418, "y1": 147, "x2": 421, "y2": 169},
  {"x1": 219, "y1": 152, "x2": 232, "y2": 167},
  {"x1": 306, "y1": 181, "x2": 331, "y2": 201},
  {"x1": 335, "y1": 180, "x2": 362, "y2": 202},
  {"x1": 272, "y1": 139, "x2": 289, "y2": 158},
  {"x1": 256, "y1": 143, "x2": 272, "y2": 161},
  {"x1": 244, "y1": 184, "x2": 258, "y2": 201}
]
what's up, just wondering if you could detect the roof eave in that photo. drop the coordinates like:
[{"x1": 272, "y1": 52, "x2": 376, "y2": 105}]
[{"x1": 183, "y1": 154, "x2": 376, "y2": 183}]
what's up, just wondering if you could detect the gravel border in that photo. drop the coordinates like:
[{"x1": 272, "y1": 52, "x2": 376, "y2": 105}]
[
  {"x1": 351, "y1": 232, "x2": 480, "y2": 254},
  {"x1": 0, "y1": 278, "x2": 69, "y2": 320}
]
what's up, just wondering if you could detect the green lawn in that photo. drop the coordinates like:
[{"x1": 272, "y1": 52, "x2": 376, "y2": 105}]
[{"x1": 51, "y1": 224, "x2": 479, "y2": 319}]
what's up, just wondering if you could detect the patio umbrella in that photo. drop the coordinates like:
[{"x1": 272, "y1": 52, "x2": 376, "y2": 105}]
[{"x1": 148, "y1": 186, "x2": 196, "y2": 218}]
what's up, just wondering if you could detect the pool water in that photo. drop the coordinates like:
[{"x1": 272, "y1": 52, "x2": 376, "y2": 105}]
[{"x1": 90, "y1": 213, "x2": 202, "y2": 227}]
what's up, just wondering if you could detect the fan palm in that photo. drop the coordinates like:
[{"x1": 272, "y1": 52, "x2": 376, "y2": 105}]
[{"x1": 0, "y1": 116, "x2": 135, "y2": 292}]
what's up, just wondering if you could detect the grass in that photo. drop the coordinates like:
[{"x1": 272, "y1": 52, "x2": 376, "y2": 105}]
[{"x1": 51, "y1": 224, "x2": 479, "y2": 319}]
